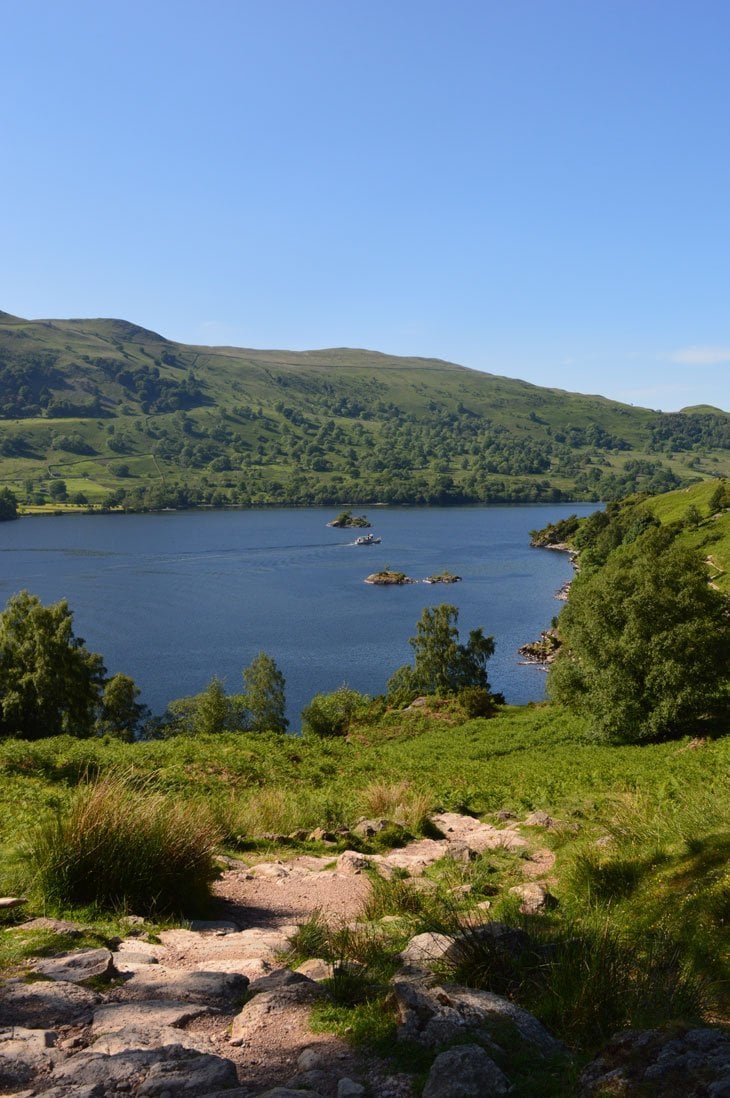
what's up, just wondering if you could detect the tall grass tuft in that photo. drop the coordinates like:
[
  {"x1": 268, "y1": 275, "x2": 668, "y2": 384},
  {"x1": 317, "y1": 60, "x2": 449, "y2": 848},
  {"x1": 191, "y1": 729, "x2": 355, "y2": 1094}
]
[
  {"x1": 28, "y1": 772, "x2": 221, "y2": 917},
  {"x1": 358, "y1": 780, "x2": 432, "y2": 833}
]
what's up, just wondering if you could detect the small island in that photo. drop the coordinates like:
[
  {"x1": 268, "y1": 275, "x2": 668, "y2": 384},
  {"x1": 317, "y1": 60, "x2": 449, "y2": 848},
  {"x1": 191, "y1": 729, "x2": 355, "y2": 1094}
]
[
  {"x1": 326, "y1": 510, "x2": 371, "y2": 528},
  {"x1": 364, "y1": 569, "x2": 414, "y2": 585},
  {"x1": 424, "y1": 570, "x2": 462, "y2": 584}
]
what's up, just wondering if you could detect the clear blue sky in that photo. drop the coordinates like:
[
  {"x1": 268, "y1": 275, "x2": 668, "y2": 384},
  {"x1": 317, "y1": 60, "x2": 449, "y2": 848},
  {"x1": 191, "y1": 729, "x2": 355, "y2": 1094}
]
[{"x1": 3, "y1": 0, "x2": 729, "y2": 412}]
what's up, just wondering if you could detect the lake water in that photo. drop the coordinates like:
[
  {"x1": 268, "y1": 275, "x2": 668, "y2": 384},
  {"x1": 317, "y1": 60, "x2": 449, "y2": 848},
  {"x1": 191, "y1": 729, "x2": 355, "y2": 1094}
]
[{"x1": 0, "y1": 505, "x2": 597, "y2": 727}]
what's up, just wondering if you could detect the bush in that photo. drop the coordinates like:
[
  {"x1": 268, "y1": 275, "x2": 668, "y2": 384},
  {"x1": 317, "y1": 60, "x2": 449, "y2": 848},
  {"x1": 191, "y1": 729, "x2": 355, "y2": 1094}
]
[
  {"x1": 28, "y1": 772, "x2": 220, "y2": 916},
  {"x1": 301, "y1": 685, "x2": 369, "y2": 737}
]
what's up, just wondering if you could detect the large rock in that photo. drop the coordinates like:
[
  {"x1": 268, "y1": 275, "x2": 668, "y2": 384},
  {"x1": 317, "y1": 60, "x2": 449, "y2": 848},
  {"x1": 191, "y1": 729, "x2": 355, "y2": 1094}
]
[
  {"x1": 119, "y1": 965, "x2": 249, "y2": 1006},
  {"x1": 33, "y1": 948, "x2": 117, "y2": 984},
  {"x1": 508, "y1": 882, "x2": 557, "y2": 914},
  {"x1": 399, "y1": 932, "x2": 453, "y2": 969},
  {"x1": 0, "y1": 1026, "x2": 59, "y2": 1090},
  {"x1": 580, "y1": 1026, "x2": 730, "y2": 1096},
  {"x1": 0, "y1": 979, "x2": 99, "y2": 1027},
  {"x1": 422, "y1": 1044, "x2": 511, "y2": 1097},
  {"x1": 231, "y1": 982, "x2": 327, "y2": 1042},
  {"x1": 393, "y1": 978, "x2": 561, "y2": 1054},
  {"x1": 47, "y1": 1044, "x2": 239, "y2": 1096},
  {"x1": 92, "y1": 999, "x2": 216, "y2": 1036}
]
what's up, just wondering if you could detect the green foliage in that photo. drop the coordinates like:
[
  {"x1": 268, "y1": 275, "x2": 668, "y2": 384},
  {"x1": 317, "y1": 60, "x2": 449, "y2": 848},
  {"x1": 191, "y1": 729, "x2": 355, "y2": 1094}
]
[
  {"x1": 387, "y1": 604, "x2": 497, "y2": 702},
  {"x1": 0, "y1": 591, "x2": 107, "y2": 739},
  {"x1": 95, "y1": 673, "x2": 150, "y2": 741},
  {"x1": 0, "y1": 487, "x2": 18, "y2": 520},
  {"x1": 165, "y1": 675, "x2": 247, "y2": 736},
  {"x1": 27, "y1": 772, "x2": 220, "y2": 916},
  {"x1": 242, "y1": 652, "x2": 287, "y2": 734},
  {"x1": 301, "y1": 685, "x2": 369, "y2": 737},
  {"x1": 2, "y1": 312, "x2": 729, "y2": 509},
  {"x1": 548, "y1": 530, "x2": 730, "y2": 742}
]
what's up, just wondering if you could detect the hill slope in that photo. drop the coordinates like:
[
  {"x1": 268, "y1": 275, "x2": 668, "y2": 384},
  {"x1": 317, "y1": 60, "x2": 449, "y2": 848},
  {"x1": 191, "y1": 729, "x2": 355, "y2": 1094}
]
[{"x1": 1, "y1": 311, "x2": 729, "y2": 508}]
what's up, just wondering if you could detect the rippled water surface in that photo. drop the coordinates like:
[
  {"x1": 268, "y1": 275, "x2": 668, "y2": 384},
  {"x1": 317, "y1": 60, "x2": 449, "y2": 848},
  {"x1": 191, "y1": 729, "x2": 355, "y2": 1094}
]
[{"x1": 0, "y1": 505, "x2": 597, "y2": 726}]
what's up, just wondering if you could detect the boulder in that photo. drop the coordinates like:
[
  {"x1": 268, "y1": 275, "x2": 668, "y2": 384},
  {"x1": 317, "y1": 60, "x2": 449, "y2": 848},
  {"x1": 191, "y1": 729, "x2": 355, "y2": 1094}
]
[
  {"x1": 508, "y1": 882, "x2": 557, "y2": 914},
  {"x1": 48, "y1": 1044, "x2": 239, "y2": 1096},
  {"x1": 422, "y1": 1044, "x2": 511, "y2": 1097},
  {"x1": 33, "y1": 948, "x2": 117, "y2": 984},
  {"x1": 120, "y1": 965, "x2": 249, "y2": 1007},
  {"x1": 231, "y1": 982, "x2": 327, "y2": 1043},
  {"x1": 523, "y1": 810, "x2": 556, "y2": 829},
  {"x1": 393, "y1": 978, "x2": 561, "y2": 1055},
  {"x1": 0, "y1": 895, "x2": 27, "y2": 909},
  {"x1": 351, "y1": 818, "x2": 395, "y2": 838},
  {"x1": 399, "y1": 932, "x2": 453, "y2": 969},
  {"x1": 0, "y1": 979, "x2": 100, "y2": 1027},
  {"x1": 580, "y1": 1026, "x2": 730, "y2": 1096},
  {"x1": 0, "y1": 1026, "x2": 59, "y2": 1090},
  {"x1": 92, "y1": 999, "x2": 216, "y2": 1036},
  {"x1": 295, "y1": 958, "x2": 332, "y2": 981}
]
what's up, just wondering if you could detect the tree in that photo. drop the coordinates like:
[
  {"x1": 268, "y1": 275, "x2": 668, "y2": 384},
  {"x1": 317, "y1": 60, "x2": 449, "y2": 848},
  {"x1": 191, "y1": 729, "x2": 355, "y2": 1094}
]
[
  {"x1": 242, "y1": 652, "x2": 288, "y2": 733},
  {"x1": 387, "y1": 604, "x2": 497, "y2": 702},
  {"x1": 48, "y1": 479, "x2": 67, "y2": 502},
  {"x1": 548, "y1": 529, "x2": 730, "y2": 742},
  {"x1": 0, "y1": 488, "x2": 18, "y2": 521},
  {"x1": 0, "y1": 591, "x2": 106, "y2": 739},
  {"x1": 167, "y1": 675, "x2": 232, "y2": 736},
  {"x1": 301, "y1": 685, "x2": 368, "y2": 737},
  {"x1": 96, "y1": 673, "x2": 150, "y2": 741}
]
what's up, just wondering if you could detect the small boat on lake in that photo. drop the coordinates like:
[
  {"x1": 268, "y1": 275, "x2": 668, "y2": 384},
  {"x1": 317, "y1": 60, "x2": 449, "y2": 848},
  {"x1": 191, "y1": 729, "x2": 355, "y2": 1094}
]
[{"x1": 355, "y1": 533, "x2": 381, "y2": 545}]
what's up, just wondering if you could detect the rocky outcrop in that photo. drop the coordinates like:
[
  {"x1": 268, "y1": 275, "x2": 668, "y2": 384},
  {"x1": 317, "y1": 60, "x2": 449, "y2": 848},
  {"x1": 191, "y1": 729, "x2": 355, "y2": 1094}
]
[
  {"x1": 422, "y1": 1044, "x2": 510, "y2": 1097},
  {"x1": 364, "y1": 570, "x2": 413, "y2": 585},
  {"x1": 580, "y1": 1026, "x2": 730, "y2": 1096}
]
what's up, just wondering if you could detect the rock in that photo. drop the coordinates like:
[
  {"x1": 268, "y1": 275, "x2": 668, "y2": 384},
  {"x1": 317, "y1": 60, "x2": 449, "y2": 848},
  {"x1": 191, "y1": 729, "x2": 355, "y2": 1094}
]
[
  {"x1": 248, "y1": 967, "x2": 317, "y2": 994},
  {"x1": 523, "y1": 810, "x2": 556, "y2": 829},
  {"x1": 160, "y1": 924, "x2": 294, "y2": 959},
  {"x1": 508, "y1": 882, "x2": 557, "y2": 914},
  {"x1": 119, "y1": 913, "x2": 146, "y2": 926},
  {"x1": 297, "y1": 1047, "x2": 325, "y2": 1071},
  {"x1": 113, "y1": 950, "x2": 161, "y2": 968},
  {"x1": 187, "y1": 919, "x2": 240, "y2": 933},
  {"x1": 91, "y1": 1026, "x2": 206, "y2": 1054},
  {"x1": 33, "y1": 948, "x2": 117, "y2": 984},
  {"x1": 287, "y1": 1069, "x2": 337, "y2": 1092},
  {"x1": 0, "y1": 979, "x2": 100, "y2": 1027},
  {"x1": 580, "y1": 1026, "x2": 730, "y2": 1096},
  {"x1": 494, "y1": 809, "x2": 516, "y2": 821},
  {"x1": 231, "y1": 982, "x2": 327, "y2": 1042},
  {"x1": 337, "y1": 850, "x2": 373, "y2": 874},
  {"x1": 351, "y1": 817, "x2": 393, "y2": 838},
  {"x1": 431, "y1": 812, "x2": 527, "y2": 853},
  {"x1": 250, "y1": 861, "x2": 291, "y2": 878},
  {"x1": 0, "y1": 895, "x2": 27, "y2": 909},
  {"x1": 308, "y1": 827, "x2": 338, "y2": 842},
  {"x1": 48, "y1": 1044, "x2": 239, "y2": 1096},
  {"x1": 15, "y1": 916, "x2": 86, "y2": 936},
  {"x1": 0, "y1": 1026, "x2": 59, "y2": 1090},
  {"x1": 258, "y1": 1090, "x2": 323, "y2": 1098},
  {"x1": 399, "y1": 932, "x2": 453, "y2": 969},
  {"x1": 338, "y1": 1080, "x2": 366, "y2": 1097},
  {"x1": 393, "y1": 978, "x2": 561, "y2": 1054},
  {"x1": 92, "y1": 1000, "x2": 216, "y2": 1035},
  {"x1": 295, "y1": 958, "x2": 332, "y2": 981},
  {"x1": 422, "y1": 1044, "x2": 511, "y2": 1097},
  {"x1": 444, "y1": 840, "x2": 474, "y2": 863},
  {"x1": 120, "y1": 965, "x2": 249, "y2": 1006}
]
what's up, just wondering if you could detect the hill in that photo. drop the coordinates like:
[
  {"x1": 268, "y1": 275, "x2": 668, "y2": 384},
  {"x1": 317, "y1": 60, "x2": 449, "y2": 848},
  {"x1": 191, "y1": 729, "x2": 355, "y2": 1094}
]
[{"x1": 1, "y1": 311, "x2": 729, "y2": 509}]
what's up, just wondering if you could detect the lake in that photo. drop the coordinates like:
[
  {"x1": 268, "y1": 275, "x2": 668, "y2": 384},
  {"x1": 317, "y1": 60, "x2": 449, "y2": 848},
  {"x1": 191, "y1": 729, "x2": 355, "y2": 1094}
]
[{"x1": 0, "y1": 504, "x2": 597, "y2": 727}]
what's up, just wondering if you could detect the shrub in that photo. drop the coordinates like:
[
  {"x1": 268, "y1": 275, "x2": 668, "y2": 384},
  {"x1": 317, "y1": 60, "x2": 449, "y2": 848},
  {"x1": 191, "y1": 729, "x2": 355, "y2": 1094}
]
[
  {"x1": 28, "y1": 772, "x2": 220, "y2": 916},
  {"x1": 301, "y1": 685, "x2": 369, "y2": 737}
]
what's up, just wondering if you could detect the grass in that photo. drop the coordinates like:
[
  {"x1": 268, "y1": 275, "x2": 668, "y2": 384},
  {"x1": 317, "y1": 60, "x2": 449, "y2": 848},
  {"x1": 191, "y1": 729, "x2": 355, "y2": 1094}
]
[
  {"x1": 0, "y1": 703, "x2": 726, "y2": 1095},
  {"x1": 26, "y1": 772, "x2": 221, "y2": 917}
]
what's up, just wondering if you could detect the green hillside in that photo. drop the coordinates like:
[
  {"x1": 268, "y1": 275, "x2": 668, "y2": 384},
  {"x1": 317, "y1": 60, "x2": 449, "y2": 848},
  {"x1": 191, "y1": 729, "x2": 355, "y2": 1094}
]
[{"x1": 1, "y1": 310, "x2": 729, "y2": 509}]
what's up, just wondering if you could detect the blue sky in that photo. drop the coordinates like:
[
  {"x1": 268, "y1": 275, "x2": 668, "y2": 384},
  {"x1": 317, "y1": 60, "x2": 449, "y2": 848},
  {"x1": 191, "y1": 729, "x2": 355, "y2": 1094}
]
[{"x1": 3, "y1": 0, "x2": 729, "y2": 412}]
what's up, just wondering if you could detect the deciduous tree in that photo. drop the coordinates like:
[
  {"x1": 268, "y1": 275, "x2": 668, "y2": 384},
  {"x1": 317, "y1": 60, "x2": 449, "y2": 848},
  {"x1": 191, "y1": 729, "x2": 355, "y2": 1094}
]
[{"x1": 548, "y1": 530, "x2": 730, "y2": 742}]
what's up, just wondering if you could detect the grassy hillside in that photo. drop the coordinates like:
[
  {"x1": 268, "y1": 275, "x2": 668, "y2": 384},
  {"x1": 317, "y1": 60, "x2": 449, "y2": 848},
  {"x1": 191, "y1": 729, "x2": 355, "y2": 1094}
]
[
  {"x1": 2, "y1": 310, "x2": 729, "y2": 509},
  {"x1": 0, "y1": 707, "x2": 727, "y2": 1092}
]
